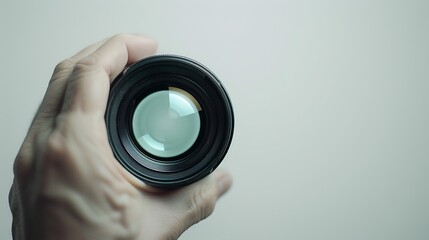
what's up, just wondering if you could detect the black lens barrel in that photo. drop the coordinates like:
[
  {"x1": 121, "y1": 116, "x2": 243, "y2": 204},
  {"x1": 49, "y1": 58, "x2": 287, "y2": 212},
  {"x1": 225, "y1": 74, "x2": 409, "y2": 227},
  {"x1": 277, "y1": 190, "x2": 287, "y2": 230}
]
[{"x1": 105, "y1": 55, "x2": 234, "y2": 188}]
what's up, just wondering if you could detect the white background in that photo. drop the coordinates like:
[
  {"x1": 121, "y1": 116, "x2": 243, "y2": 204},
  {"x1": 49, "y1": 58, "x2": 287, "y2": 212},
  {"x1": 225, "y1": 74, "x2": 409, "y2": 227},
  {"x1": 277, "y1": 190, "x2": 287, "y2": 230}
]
[{"x1": 1, "y1": 1, "x2": 428, "y2": 239}]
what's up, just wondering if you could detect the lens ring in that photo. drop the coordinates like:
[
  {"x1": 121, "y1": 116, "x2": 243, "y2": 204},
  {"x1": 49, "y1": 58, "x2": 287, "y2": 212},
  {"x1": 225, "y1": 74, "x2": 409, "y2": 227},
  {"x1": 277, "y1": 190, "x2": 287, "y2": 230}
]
[{"x1": 105, "y1": 55, "x2": 234, "y2": 188}]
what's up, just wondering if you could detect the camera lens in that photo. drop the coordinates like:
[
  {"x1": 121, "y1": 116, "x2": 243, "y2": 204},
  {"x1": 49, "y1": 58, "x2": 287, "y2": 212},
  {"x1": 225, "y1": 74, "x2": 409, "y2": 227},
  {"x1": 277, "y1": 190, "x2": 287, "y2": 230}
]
[
  {"x1": 105, "y1": 55, "x2": 234, "y2": 188},
  {"x1": 131, "y1": 88, "x2": 201, "y2": 158}
]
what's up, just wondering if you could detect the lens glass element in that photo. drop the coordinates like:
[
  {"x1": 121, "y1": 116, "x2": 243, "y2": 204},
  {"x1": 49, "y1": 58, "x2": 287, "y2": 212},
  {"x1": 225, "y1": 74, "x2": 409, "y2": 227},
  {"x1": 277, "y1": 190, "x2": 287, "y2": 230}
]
[{"x1": 132, "y1": 88, "x2": 201, "y2": 158}]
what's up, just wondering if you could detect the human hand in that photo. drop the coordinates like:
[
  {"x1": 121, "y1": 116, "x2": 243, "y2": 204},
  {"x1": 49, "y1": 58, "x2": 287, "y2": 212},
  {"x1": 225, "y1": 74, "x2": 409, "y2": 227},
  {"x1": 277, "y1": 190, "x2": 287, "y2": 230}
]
[{"x1": 9, "y1": 34, "x2": 233, "y2": 240}]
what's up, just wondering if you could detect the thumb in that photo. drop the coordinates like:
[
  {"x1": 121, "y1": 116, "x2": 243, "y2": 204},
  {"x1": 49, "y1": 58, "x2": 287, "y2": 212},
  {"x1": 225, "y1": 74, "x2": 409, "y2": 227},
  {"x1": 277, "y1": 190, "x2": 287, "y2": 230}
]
[
  {"x1": 142, "y1": 169, "x2": 233, "y2": 240},
  {"x1": 183, "y1": 169, "x2": 233, "y2": 226}
]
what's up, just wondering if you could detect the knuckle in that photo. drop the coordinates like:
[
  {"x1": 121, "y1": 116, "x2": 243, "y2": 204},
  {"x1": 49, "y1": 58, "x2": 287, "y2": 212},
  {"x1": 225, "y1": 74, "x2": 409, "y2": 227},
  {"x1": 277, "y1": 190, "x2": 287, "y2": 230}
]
[
  {"x1": 45, "y1": 130, "x2": 66, "y2": 157},
  {"x1": 13, "y1": 152, "x2": 32, "y2": 181},
  {"x1": 13, "y1": 139, "x2": 37, "y2": 182},
  {"x1": 51, "y1": 58, "x2": 76, "y2": 81},
  {"x1": 8, "y1": 182, "x2": 21, "y2": 222},
  {"x1": 43, "y1": 130, "x2": 69, "y2": 167},
  {"x1": 73, "y1": 54, "x2": 100, "y2": 73},
  {"x1": 54, "y1": 59, "x2": 75, "y2": 73}
]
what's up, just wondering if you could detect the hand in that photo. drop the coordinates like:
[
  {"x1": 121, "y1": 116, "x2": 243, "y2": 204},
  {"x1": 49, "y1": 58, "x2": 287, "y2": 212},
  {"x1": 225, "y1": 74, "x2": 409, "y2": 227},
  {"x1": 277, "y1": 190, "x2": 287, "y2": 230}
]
[{"x1": 9, "y1": 34, "x2": 233, "y2": 240}]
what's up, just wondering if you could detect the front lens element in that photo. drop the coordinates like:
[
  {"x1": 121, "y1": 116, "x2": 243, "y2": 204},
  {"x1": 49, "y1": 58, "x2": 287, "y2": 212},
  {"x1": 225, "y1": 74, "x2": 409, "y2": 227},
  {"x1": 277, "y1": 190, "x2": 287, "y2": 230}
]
[{"x1": 132, "y1": 88, "x2": 201, "y2": 158}]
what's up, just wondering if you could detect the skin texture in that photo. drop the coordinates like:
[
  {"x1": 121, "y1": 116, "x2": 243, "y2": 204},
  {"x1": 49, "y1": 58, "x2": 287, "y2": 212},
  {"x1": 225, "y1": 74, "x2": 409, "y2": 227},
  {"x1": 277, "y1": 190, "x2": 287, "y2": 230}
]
[{"x1": 8, "y1": 34, "x2": 233, "y2": 240}]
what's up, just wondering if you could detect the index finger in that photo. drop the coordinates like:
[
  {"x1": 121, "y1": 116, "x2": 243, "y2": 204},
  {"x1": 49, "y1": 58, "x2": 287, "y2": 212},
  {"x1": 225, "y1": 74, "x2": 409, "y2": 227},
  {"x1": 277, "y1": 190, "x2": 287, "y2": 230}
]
[{"x1": 61, "y1": 34, "x2": 158, "y2": 116}]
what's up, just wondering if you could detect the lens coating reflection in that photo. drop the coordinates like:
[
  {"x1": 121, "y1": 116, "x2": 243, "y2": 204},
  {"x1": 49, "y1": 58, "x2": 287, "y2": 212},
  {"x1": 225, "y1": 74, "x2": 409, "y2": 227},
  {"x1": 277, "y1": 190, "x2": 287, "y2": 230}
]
[{"x1": 132, "y1": 88, "x2": 201, "y2": 158}]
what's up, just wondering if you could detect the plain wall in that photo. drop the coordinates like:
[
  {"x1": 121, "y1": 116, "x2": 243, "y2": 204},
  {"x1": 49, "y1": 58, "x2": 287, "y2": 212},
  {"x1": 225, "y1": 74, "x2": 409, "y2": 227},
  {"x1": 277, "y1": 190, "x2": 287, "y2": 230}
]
[{"x1": 1, "y1": 1, "x2": 428, "y2": 239}]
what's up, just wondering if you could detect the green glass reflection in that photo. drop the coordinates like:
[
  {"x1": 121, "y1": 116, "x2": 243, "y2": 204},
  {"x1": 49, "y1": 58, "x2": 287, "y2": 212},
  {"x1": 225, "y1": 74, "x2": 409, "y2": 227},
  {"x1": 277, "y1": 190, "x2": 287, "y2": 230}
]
[{"x1": 132, "y1": 88, "x2": 201, "y2": 158}]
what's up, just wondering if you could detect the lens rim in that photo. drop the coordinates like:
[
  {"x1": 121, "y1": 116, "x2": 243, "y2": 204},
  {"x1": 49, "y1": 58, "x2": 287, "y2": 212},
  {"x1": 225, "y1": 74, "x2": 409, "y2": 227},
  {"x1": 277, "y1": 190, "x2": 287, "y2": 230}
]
[{"x1": 105, "y1": 55, "x2": 234, "y2": 188}]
